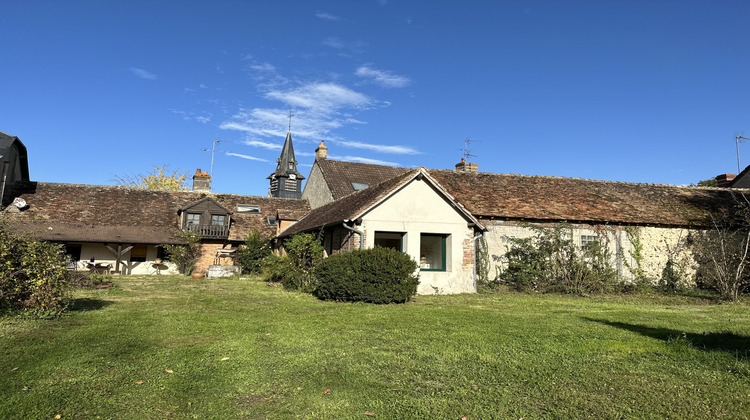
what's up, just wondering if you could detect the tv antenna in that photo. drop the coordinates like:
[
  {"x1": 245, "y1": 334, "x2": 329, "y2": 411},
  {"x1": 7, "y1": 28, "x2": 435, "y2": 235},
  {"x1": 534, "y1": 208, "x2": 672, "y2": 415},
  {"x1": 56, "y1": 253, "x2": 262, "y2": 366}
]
[
  {"x1": 460, "y1": 137, "x2": 480, "y2": 161},
  {"x1": 201, "y1": 138, "x2": 225, "y2": 177},
  {"x1": 736, "y1": 132, "x2": 750, "y2": 173}
]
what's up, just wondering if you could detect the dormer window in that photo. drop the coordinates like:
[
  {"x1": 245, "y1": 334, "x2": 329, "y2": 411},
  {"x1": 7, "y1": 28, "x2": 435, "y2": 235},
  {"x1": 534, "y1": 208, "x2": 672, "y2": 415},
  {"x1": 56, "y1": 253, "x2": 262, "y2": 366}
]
[
  {"x1": 180, "y1": 197, "x2": 231, "y2": 239},
  {"x1": 186, "y1": 213, "x2": 201, "y2": 226}
]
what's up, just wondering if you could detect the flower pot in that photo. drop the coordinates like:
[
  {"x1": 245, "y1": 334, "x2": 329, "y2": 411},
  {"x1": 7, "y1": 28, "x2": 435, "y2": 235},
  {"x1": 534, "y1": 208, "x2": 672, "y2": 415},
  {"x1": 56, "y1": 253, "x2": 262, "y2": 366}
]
[{"x1": 191, "y1": 272, "x2": 205, "y2": 279}]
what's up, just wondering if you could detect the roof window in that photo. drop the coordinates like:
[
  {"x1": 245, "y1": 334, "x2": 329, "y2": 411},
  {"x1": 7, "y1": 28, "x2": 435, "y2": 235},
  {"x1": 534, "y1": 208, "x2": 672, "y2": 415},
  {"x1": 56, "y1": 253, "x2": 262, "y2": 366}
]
[
  {"x1": 237, "y1": 205, "x2": 261, "y2": 214},
  {"x1": 352, "y1": 182, "x2": 369, "y2": 191}
]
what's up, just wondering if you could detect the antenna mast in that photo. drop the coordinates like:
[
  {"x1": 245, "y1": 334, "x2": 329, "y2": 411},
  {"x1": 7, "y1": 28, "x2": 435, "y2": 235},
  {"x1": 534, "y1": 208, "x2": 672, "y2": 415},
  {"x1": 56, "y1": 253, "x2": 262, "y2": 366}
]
[
  {"x1": 461, "y1": 137, "x2": 480, "y2": 161},
  {"x1": 201, "y1": 138, "x2": 223, "y2": 178},
  {"x1": 736, "y1": 133, "x2": 750, "y2": 173}
]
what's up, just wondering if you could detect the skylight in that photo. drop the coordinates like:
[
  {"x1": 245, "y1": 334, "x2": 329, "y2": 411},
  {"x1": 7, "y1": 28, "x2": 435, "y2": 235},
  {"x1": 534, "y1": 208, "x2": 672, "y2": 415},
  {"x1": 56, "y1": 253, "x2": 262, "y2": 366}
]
[
  {"x1": 237, "y1": 205, "x2": 261, "y2": 214},
  {"x1": 351, "y1": 182, "x2": 369, "y2": 191}
]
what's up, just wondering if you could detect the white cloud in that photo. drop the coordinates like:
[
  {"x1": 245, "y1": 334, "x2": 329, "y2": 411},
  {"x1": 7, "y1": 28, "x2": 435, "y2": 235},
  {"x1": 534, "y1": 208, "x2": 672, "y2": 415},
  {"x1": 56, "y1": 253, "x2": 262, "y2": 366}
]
[
  {"x1": 129, "y1": 67, "x2": 157, "y2": 80},
  {"x1": 249, "y1": 62, "x2": 275, "y2": 71},
  {"x1": 329, "y1": 155, "x2": 401, "y2": 166},
  {"x1": 225, "y1": 152, "x2": 270, "y2": 162},
  {"x1": 316, "y1": 11, "x2": 339, "y2": 21},
  {"x1": 322, "y1": 37, "x2": 344, "y2": 49},
  {"x1": 195, "y1": 115, "x2": 211, "y2": 124},
  {"x1": 335, "y1": 140, "x2": 420, "y2": 155},
  {"x1": 266, "y1": 83, "x2": 372, "y2": 110},
  {"x1": 243, "y1": 139, "x2": 282, "y2": 150},
  {"x1": 355, "y1": 65, "x2": 410, "y2": 88}
]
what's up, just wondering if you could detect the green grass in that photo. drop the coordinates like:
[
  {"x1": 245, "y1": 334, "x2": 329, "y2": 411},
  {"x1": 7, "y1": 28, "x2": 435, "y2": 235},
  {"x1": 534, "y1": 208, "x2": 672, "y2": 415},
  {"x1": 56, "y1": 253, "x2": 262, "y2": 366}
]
[{"x1": 1, "y1": 276, "x2": 749, "y2": 419}]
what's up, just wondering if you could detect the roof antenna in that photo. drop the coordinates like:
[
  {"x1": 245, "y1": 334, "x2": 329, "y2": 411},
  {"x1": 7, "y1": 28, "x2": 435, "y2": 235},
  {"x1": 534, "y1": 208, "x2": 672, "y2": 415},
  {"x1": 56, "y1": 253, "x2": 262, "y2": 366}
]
[
  {"x1": 736, "y1": 132, "x2": 750, "y2": 173},
  {"x1": 201, "y1": 138, "x2": 224, "y2": 179},
  {"x1": 461, "y1": 137, "x2": 480, "y2": 161}
]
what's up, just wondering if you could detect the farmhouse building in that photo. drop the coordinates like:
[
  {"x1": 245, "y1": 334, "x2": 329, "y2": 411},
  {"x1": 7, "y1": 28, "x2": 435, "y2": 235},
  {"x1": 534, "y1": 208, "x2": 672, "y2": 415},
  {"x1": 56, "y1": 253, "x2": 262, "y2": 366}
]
[{"x1": 4, "y1": 129, "x2": 750, "y2": 294}]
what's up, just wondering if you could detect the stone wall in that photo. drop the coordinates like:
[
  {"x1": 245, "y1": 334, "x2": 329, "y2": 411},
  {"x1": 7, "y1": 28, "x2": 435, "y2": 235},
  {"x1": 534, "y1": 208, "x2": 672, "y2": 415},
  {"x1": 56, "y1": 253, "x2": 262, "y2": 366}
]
[{"x1": 481, "y1": 219, "x2": 697, "y2": 286}]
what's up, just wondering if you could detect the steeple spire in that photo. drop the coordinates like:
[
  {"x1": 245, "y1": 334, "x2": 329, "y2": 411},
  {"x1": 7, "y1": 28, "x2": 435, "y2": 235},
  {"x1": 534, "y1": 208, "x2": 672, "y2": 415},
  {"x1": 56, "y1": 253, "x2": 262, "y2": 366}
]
[{"x1": 267, "y1": 119, "x2": 305, "y2": 198}]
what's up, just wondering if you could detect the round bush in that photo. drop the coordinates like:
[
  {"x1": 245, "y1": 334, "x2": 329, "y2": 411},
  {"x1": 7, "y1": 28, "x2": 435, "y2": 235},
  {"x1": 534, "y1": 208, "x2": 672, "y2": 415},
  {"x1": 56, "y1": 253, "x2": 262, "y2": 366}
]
[{"x1": 313, "y1": 247, "x2": 419, "y2": 304}]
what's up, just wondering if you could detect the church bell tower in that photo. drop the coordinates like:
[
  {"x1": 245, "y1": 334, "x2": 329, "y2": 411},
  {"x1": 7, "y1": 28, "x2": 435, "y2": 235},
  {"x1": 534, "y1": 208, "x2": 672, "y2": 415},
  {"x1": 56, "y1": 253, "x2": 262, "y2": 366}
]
[{"x1": 268, "y1": 112, "x2": 305, "y2": 199}]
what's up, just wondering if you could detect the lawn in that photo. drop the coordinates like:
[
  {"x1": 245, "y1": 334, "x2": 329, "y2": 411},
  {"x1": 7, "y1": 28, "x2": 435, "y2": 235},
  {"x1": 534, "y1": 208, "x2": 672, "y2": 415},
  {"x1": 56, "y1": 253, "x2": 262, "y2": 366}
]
[{"x1": 1, "y1": 276, "x2": 749, "y2": 419}]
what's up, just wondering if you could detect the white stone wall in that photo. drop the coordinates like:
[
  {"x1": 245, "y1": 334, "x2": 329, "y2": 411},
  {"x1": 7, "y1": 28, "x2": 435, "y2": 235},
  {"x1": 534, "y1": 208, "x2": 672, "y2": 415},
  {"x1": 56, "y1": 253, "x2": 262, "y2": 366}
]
[
  {"x1": 361, "y1": 178, "x2": 477, "y2": 295},
  {"x1": 481, "y1": 220, "x2": 697, "y2": 286}
]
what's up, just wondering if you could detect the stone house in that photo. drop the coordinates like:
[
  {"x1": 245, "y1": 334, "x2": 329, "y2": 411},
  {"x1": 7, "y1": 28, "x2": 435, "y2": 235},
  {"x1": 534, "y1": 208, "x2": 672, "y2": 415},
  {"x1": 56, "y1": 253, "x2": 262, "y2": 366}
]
[
  {"x1": 296, "y1": 145, "x2": 749, "y2": 290},
  {"x1": 281, "y1": 167, "x2": 485, "y2": 294}
]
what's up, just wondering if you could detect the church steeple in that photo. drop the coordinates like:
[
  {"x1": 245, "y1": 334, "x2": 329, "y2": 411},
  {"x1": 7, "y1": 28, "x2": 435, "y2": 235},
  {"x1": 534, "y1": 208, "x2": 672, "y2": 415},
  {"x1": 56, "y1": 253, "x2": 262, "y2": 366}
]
[{"x1": 268, "y1": 113, "x2": 305, "y2": 198}]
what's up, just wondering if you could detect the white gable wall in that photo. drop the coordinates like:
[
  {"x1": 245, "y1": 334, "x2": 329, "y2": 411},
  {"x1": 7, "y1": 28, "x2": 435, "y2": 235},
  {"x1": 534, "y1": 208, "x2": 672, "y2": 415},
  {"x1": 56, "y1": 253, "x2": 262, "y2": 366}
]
[{"x1": 360, "y1": 177, "x2": 477, "y2": 294}]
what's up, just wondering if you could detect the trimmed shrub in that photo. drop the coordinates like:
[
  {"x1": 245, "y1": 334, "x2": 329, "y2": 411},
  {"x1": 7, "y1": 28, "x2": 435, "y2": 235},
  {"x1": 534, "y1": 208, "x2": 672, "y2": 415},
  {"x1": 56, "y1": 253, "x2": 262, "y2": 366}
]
[
  {"x1": 0, "y1": 221, "x2": 71, "y2": 316},
  {"x1": 314, "y1": 247, "x2": 419, "y2": 304},
  {"x1": 237, "y1": 230, "x2": 271, "y2": 274}
]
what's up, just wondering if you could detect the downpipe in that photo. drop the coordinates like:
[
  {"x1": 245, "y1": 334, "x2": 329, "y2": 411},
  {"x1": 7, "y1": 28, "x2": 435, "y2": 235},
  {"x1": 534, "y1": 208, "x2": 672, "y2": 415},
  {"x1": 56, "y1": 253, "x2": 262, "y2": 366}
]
[{"x1": 342, "y1": 219, "x2": 365, "y2": 249}]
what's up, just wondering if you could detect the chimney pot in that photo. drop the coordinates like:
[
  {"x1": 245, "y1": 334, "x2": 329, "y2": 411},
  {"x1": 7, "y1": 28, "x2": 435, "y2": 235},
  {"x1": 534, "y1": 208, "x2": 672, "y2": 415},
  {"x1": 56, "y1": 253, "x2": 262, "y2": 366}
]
[
  {"x1": 315, "y1": 141, "x2": 328, "y2": 160},
  {"x1": 715, "y1": 173, "x2": 736, "y2": 188}
]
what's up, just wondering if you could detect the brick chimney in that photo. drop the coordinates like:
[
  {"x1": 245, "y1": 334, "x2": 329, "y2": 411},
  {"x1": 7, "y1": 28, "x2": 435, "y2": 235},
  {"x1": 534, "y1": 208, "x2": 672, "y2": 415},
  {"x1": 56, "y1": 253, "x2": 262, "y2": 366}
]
[
  {"x1": 192, "y1": 168, "x2": 211, "y2": 192},
  {"x1": 715, "y1": 174, "x2": 736, "y2": 188},
  {"x1": 455, "y1": 158, "x2": 478, "y2": 172},
  {"x1": 315, "y1": 141, "x2": 328, "y2": 160}
]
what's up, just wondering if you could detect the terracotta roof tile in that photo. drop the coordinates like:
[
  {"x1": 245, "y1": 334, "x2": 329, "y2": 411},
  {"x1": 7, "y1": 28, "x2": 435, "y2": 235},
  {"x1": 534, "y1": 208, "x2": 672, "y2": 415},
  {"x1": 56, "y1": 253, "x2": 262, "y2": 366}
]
[
  {"x1": 6, "y1": 182, "x2": 309, "y2": 243},
  {"x1": 428, "y1": 170, "x2": 748, "y2": 227},
  {"x1": 315, "y1": 159, "x2": 409, "y2": 200}
]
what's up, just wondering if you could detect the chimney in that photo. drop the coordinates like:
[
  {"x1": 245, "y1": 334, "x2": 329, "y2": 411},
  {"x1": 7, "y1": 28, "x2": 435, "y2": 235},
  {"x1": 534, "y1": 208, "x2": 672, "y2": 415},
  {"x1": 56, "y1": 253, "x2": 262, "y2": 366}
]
[
  {"x1": 315, "y1": 141, "x2": 328, "y2": 160},
  {"x1": 715, "y1": 173, "x2": 736, "y2": 188},
  {"x1": 192, "y1": 168, "x2": 211, "y2": 192},
  {"x1": 455, "y1": 158, "x2": 478, "y2": 172}
]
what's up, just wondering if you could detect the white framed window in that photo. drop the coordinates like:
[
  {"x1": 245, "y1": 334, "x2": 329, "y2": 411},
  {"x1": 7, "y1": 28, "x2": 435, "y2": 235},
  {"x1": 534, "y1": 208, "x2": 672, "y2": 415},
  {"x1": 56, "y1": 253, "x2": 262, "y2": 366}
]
[{"x1": 581, "y1": 235, "x2": 599, "y2": 247}]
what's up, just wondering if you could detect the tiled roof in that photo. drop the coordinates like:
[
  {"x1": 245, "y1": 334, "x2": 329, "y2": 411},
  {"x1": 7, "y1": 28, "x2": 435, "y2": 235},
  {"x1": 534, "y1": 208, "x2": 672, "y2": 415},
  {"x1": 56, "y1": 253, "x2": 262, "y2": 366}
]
[
  {"x1": 280, "y1": 169, "x2": 417, "y2": 237},
  {"x1": 5, "y1": 182, "x2": 309, "y2": 243},
  {"x1": 428, "y1": 170, "x2": 748, "y2": 227},
  {"x1": 315, "y1": 159, "x2": 409, "y2": 200}
]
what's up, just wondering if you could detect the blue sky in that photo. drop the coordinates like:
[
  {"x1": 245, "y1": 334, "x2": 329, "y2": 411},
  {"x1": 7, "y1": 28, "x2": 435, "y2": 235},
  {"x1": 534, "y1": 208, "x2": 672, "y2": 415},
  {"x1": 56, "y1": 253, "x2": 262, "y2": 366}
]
[{"x1": 2, "y1": 1, "x2": 749, "y2": 195}]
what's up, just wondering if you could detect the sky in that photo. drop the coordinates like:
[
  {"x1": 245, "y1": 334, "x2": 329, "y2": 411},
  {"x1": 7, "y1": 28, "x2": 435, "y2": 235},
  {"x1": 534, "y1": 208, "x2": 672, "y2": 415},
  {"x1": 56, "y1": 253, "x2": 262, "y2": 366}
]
[{"x1": 1, "y1": 1, "x2": 749, "y2": 196}]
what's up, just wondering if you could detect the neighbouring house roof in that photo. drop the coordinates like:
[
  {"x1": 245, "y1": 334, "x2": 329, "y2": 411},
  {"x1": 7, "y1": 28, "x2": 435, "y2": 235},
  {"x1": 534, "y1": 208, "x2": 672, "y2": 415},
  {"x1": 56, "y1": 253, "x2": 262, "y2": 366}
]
[
  {"x1": 313, "y1": 159, "x2": 410, "y2": 200},
  {"x1": 729, "y1": 164, "x2": 750, "y2": 188},
  {"x1": 279, "y1": 168, "x2": 484, "y2": 237},
  {"x1": 428, "y1": 169, "x2": 750, "y2": 227},
  {"x1": 4, "y1": 182, "x2": 309, "y2": 244},
  {"x1": 0, "y1": 131, "x2": 30, "y2": 183}
]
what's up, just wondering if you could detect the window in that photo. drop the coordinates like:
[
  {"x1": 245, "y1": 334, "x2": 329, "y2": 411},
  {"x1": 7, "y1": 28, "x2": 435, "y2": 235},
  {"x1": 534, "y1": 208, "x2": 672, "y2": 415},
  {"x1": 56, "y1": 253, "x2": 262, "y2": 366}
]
[
  {"x1": 270, "y1": 178, "x2": 279, "y2": 191},
  {"x1": 211, "y1": 215, "x2": 226, "y2": 226},
  {"x1": 186, "y1": 213, "x2": 201, "y2": 226},
  {"x1": 374, "y1": 232, "x2": 404, "y2": 252},
  {"x1": 237, "y1": 204, "x2": 261, "y2": 214},
  {"x1": 285, "y1": 178, "x2": 297, "y2": 191},
  {"x1": 266, "y1": 216, "x2": 277, "y2": 226},
  {"x1": 420, "y1": 233, "x2": 447, "y2": 271},
  {"x1": 130, "y1": 244, "x2": 147, "y2": 263},
  {"x1": 581, "y1": 235, "x2": 598, "y2": 248},
  {"x1": 352, "y1": 182, "x2": 369, "y2": 191}
]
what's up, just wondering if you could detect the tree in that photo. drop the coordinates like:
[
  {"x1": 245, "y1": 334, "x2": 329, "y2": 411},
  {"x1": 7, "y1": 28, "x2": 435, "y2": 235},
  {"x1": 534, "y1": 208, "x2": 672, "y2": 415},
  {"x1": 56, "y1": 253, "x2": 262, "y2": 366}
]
[
  {"x1": 236, "y1": 230, "x2": 271, "y2": 274},
  {"x1": 691, "y1": 199, "x2": 750, "y2": 302},
  {"x1": 0, "y1": 220, "x2": 71, "y2": 316},
  {"x1": 115, "y1": 165, "x2": 189, "y2": 191},
  {"x1": 695, "y1": 178, "x2": 718, "y2": 187}
]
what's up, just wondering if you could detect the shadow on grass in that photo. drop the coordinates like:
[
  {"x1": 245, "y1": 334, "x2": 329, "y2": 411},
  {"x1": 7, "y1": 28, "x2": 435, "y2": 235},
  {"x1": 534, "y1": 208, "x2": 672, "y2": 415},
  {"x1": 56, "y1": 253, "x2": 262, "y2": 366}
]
[
  {"x1": 584, "y1": 317, "x2": 750, "y2": 358},
  {"x1": 68, "y1": 298, "x2": 113, "y2": 312}
]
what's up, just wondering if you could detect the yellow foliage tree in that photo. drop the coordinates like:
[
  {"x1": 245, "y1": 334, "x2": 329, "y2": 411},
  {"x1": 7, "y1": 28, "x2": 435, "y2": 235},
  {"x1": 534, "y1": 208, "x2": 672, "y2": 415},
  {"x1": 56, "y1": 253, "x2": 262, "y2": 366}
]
[{"x1": 115, "y1": 165, "x2": 189, "y2": 191}]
